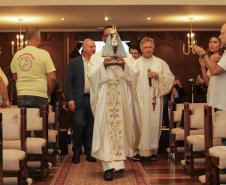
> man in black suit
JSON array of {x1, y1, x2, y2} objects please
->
[{"x1": 65, "y1": 38, "x2": 96, "y2": 163}]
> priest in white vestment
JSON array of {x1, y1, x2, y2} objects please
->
[
  {"x1": 135, "y1": 37, "x2": 174, "y2": 161},
  {"x1": 87, "y1": 26, "x2": 140, "y2": 181}
]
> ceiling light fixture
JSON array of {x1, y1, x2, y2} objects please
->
[
  {"x1": 11, "y1": 18, "x2": 27, "y2": 55},
  {"x1": 147, "y1": 17, "x2": 151, "y2": 20},
  {"x1": 104, "y1": 16, "x2": 109, "y2": 21},
  {"x1": 61, "y1": 17, "x2": 65, "y2": 21},
  {"x1": 183, "y1": 17, "x2": 196, "y2": 55}
]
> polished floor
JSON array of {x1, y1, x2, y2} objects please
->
[
  {"x1": 142, "y1": 155, "x2": 201, "y2": 185},
  {"x1": 33, "y1": 154, "x2": 201, "y2": 185}
]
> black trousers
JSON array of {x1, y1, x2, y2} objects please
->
[{"x1": 72, "y1": 94, "x2": 94, "y2": 156}]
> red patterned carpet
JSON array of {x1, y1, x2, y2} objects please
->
[{"x1": 50, "y1": 155, "x2": 151, "y2": 185}]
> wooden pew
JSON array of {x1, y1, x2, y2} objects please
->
[{"x1": 203, "y1": 106, "x2": 226, "y2": 185}]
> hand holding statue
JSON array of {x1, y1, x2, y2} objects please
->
[
  {"x1": 103, "y1": 58, "x2": 125, "y2": 70},
  {"x1": 116, "y1": 58, "x2": 125, "y2": 70},
  {"x1": 103, "y1": 58, "x2": 114, "y2": 68},
  {"x1": 148, "y1": 70, "x2": 159, "y2": 79}
]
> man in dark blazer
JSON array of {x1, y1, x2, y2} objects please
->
[{"x1": 65, "y1": 38, "x2": 96, "y2": 163}]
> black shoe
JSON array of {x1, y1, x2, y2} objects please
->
[
  {"x1": 150, "y1": 154, "x2": 157, "y2": 161},
  {"x1": 140, "y1": 155, "x2": 157, "y2": 162},
  {"x1": 72, "y1": 155, "x2": 80, "y2": 163},
  {"x1": 131, "y1": 154, "x2": 141, "y2": 161},
  {"x1": 140, "y1": 156, "x2": 150, "y2": 163},
  {"x1": 103, "y1": 169, "x2": 114, "y2": 181},
  {"x1": 86, "y1": 155, "x2": 96, "y2": 162}
]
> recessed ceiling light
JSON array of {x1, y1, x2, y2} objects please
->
[
  {"x1": 61, "y1": 17, "x2": 65, "y2": 21},
  {"x1": 17, "y1": 18, "x2": 24, "y2": 22},
  {"x1": 168, "y1": 15, "x2": 206, "y2": 22},
  {"x1": 104, "y1": 16, "x2": 109, "y2": 21},
  {"x1": 147, "y1": 17, "x2": 151, "y2": 20},
  {"x1": 0, "y1": 16, "x2": 46, "y2": 24}
]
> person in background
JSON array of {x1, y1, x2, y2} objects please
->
[
  {"x1": 194, "y1": 75, "x2": 208, "y2": 103},
  {"x1": 194, "y1": 23, "x2": 226, "y2": 146},
  {"x1": 169, "y1": 76, "x2": 186, "y2": 103},
  {"x1": 10, "y1": 28, "x2": 56, "y2": 108},
  {"x1": 134, "y1": 37, "x2": 174, "y2": 162},
  {"x1": 129, "y1": 44, "x2": 141, "y2": 59},
  {"x1": 65, "y1": 38, "x2": 97, "y2": 164},
  {"x1": 162, "y1": 76, "x2": 186, "y2": 127},
  {"x1": 194, "y1": 23, "x2": 226, "y2": 111},
  {"x1": 70, "y1": 42, "x2": 82, "y2": 59},
  {"x1": 196, "y1": 36, "x2": 223, "y2": 104}
]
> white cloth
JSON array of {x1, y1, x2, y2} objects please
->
[
  {"x1": 135, "y1": 56, "x2": 174, "y2": 156},
  {"x1": 209, "y1": 50, "x2": 226, "y2": 110},
  {"x1": 87, "y1": 52, "x2": 140, "y2": 170},
  {"x1": 206, "y1": 70, "x2": 213, "y2": 104},
  {"x1": 102, "y1": 161, "x2": 125, "y2": 172}
]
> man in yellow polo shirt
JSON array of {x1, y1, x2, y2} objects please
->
[{"x1": 10, "y1": 28, "x2": 56, "y2": 108}]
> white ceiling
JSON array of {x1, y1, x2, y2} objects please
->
[
  {"x1": 1, "y1": 0, "x2": 226, "y2": 6},
  {"x1": 0, "y1": 1, "x2": 226, "y2": 32}
]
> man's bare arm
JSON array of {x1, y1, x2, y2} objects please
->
[
  {"x1": 203, "y1": 55, "x2": 224, "y2": 76},
  {"x1": 47, "y1": 71, "x2": 56, "y2": 96},
  {"x1": 193, "y1": 45, "x2": 225, "y2": 76}
]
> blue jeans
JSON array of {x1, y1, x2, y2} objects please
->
[{"x1": 17, "y1": 95, "x2": 48, "y2": 108}]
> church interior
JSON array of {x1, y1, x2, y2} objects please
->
[{"x1": 0, "y1": 1, "x2": 226, "y2": 185}]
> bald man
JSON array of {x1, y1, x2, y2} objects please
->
[
  {"x1": 194, "y1": 23, "x2": 226, "y2": 111},
  {"x1": 65, "y1": 38, "x2": 97, "y2": 163}
]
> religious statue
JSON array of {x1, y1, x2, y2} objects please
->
[{"x1": 102, "y1": 25, "x2": 127, "y2": 69}]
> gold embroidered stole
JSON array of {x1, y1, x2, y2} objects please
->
[{"x1": 105, "y1": 67, "x2": 124, "y2": 160}]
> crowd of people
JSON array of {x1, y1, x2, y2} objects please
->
[
  {"x1": 64, "y1": 26, "x2": 174, "y2": 181},
  {"x1": 0, "y1": 23, "x2": 226, "y2": 181}
]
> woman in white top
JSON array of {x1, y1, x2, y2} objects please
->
[{"x1": 197, "y1": 36, "x2": 223, "y2": 103}]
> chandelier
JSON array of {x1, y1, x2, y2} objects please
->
[
  {"x1": 11, "y1": 19, "x2": 27, "y2": 55},
  {"x1": 183, "y1": 18, "x2": 196, "y2": 55}
]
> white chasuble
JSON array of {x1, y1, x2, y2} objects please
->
[
  {"x1": 136, "y1": 56, "x2": 174, "y2": 156},
  {"x1": 87, "y1": 52, "x2": 140, "y2": 162}
]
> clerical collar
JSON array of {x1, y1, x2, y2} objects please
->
[{"x1": 142, "y1": 56, "x2": 154, "y2": 61}]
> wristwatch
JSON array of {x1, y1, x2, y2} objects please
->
[{"x1": 200, "y1": 53, "x2": 207, "y2": 59}]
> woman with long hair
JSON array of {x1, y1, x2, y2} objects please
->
[{"x1": 197, "y1": 36, "x2": 223, "y2": 103}]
